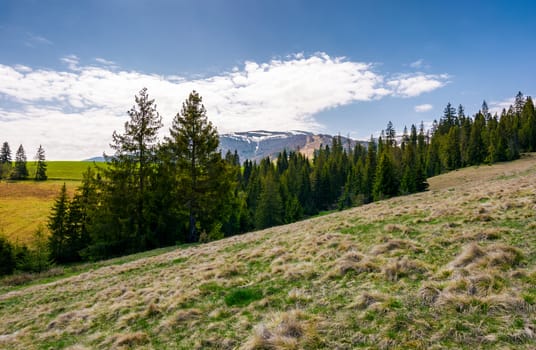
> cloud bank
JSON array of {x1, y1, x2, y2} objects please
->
[{"x1": 0, "y1": 53, "x2": 449, "y2": 159}]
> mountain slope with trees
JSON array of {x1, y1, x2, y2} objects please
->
[
  {"x1": 40, "y1": 90, "x2": 536, "y2": 264},
  {"x1": 1, "y1": 154, "x2": 535, "y2": 349}
]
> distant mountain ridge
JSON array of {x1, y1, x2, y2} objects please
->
[
  {"x1": 85, "y1": 131, "x2": 364, "y2": 163},
  {"x1": 219, "y1": 130, "x2": 365, "y2": 162}
]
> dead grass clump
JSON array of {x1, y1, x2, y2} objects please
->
[
  {"x1": 111, "y1": 332, "x2": 149, "y2": 349},
  {"x1": 325, "y1": 252, "x2": 380, "y2": 278},
  {"x1": 460, "y1": 228, "x2": 503, "y2": 241},
  {"x1": 449, "y1": 243, "x2": 524, "y2": 272},
  {"x1": 469, "y1": 213, "x2": 494, "y2": 222},
  {"x1": 382, "y1": 257, "x2": 428, "y2": 281},
  {"x1": 159, "y1": 308, "x2": 203, "y2": 331},
  {"x1": 241, "y1": 310, "x2": 319, "y2": 350},
  {"x1": 371, "y1": 238, "x2": 417, "y2": 255},
  {"x1": 484, "y1": 244, "x2": 524, "y2": 268},
  {"x1": 449, "y1": 243, "x2": 485, "y2": 268},
  {"x1": 485, "y1": 294, "x2": 534, "y2": 313},
  {"x1": 216, "y1": 263, "x2": 245, "y2": 278},
  {"x1": 383, "y1": 224, "x2": 412, "y2": 235},
  {"x1": 526, "y1": 221, "x2": 536, "y2": 230},
  {"x1": 287, "y1": 288, "x2": 312, "y2": 303},
  {"x1": 434, "y1": 291, "x2": 474, "y2": 313},
  {"x1": 144, "y1": 302, "x2": 161, "y2": 317},
  {"x1": 418, "y1": 283, "x2": 443, "y2": 305},
  {"x1": 347, "y1": 292, "x2": 387, "y2": 310},
  {"x1": 282, "y1": 262, "x2": 317, "y2": 281},
  {"x1": 503, "y1": 326, "x2": 536, "y2": 344}
]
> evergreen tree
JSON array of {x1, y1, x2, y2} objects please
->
[
  {"x1": 105, "y1": 88, "x2": 163, "y2": 251},
  {"x1": 362, "y1": 136, "x2": 377, "y2": 203},
  {"x1": 32, "y1": 225, "x2": 51, "y2": 273},
  {"x1": 0, "y1": 142, "x2": 12, "y2": 179},
  {"x1": 11, "y1": 144, "x2": 28, "y2": 180},
  {"x1": 34, "y1": 145, "x2": 47, "y2": 181},
  {"x1": 0, "y1": 235, "x2": 15, "y2": 276},
  {"x1": 166, "y1": 91, "x2": 233, "y2": 243},
  {"x1": 373, "y1": 151, "x2": 399, "y2": 200},
  {"x1": 48, "y1": 183, "x2": 70, "y2": 263},
  {"x1": 255, "y1": 170, "x2": 283, "y2": 229},
  {"x1": 0, "y1": 142, "x2": 11, "y2": 163}
]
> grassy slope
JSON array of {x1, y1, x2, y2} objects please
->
[
  {"x1": 1, "y1": 156, "x2": 536, "y2": 349},
  {"x1": 0, "y1": 161, "x2": 92, "y2": 245}
]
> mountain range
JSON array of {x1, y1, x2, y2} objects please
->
[
  {"x1": 219, "y1": 130, "x2": 364, "y2": 162},
  {"x1": 86, "y1": 131, "x2": 365, "y2": 163}
]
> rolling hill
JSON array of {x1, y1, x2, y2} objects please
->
[{"x1": 1, "y1": 156, "x2": 535, "y2": 349}]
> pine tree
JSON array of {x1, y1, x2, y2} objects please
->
[
  {"x1": 34, "y1": 145, "x2": 47, "y2": 181},
  {"x1": 362, "y1": 136, "x2": 377, "y2": 203},
  {"x1": 0, "y1": 142, "x2": 11, "y2": 164},
  {"x1": 48, "y1": 183, "x2": 70, "y2": 263},
  {"x1": 166, "y1": 91, "x2": 233, "y2": 243},
  {"x1": 11, "y1": 144, "x2": 28, "y2": 180},
  {"x1": 255, "y1": 170, "x2": 283, "y2": 229},
  {"x1": 0, "y1": 235, "x2": 15, "y2": 276},
  {"x1": 373, "y1": 151, "x2": 399, "y2": 200},
  {"x1": 0, "y1": 142, "x2": 12, "y2": 179},
  {"x1": 101, "y1": 87, "x2": 163, "y2": 252}
]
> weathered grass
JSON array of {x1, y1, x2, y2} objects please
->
[{"x1": 1, "y1": 155, "x2": 536, "y2": 348}]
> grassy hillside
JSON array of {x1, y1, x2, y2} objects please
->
[
  {"x1": 26, "y1": 161, "x2": 98, "y2": 181},
  {"x1": 1, "y1": 156, "x2": 536, "y2": 349},
  {"x1": 0, "y1": 161, "x2": 94, "y2": 245}
]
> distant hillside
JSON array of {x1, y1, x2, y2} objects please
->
[
  {"x1": 219, "y1": 130, "x2": 365, "y2": 162},
  {"x1": 1, "y1": 155, "x2": 535, "y2": 349}
]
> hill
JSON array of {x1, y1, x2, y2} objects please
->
[
  {"x1": 1, "y1": 156, "x2": 536, "y2": 349},
  {"x1": 219, "y1": 130, "x2": 364, "y2": 162}
]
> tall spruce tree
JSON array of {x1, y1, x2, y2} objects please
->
[
  {"x1": 255, "y1": 170, "x2": 283, "y2": 229},
  {"x1": 48, "y1": 183, "x2": 70, "y2": 263},
  {"x1": 0, "y1": 142, "x2": 12, "y2": 179},
  {"x1": 11, "y1": 144, "x2": 28, "y2": 180},
  {"x1": 166, "y1": 91, "x2": 233, "y2": 243},
  {"x1": 34, "y1": 145, "x2": 47, "y2": 181},
  {"x1": 97, "y1": 88, "x2": 163, "y2": 255},
  {"x1": 0, "y1": 142, "x2": 11, "y2": 164}
]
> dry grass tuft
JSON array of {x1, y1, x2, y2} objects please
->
[
  {"x1": 383, "y1": 223, "x2": 412, "y2": 235},
  {"x1": 371, "y1": 238, "x2": 418, "y2": 255},
  {"x1": 347, "y1": 292, "x2": 387, "y2": 310},
  {"x1": 241, "y1": 310, "x2": 319, "y2": 350},
  {"x1": 418, "y1": 283, "x2": 443, "y2": 305},
  {"x1": 110, "y1": 332, "x2": 149, "y2": 349},
  {"x1": 449, "y1": 243, "x2": 485, "y2": 268},
  {"x1": 325, "y1": 252, "x2": 380, "y2": 279},
  {"x1": 382, "y1": 256, "x2": 428, "y2": 281}
]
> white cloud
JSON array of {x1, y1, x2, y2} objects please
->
[
  {"x1": 414, "y1": 104, "x2": 433, "y2": 112},
  {"x1": 0, "y1": 53, "x2": 449, "y2": 160},
  {"x1": 489, "y1": 98, "x2": 513, "y2": 116},
  {"x1": 24, "y1": 33, "x2": 53, "y2": 47},
  {"x1": 410, "y1": 59, "x2": 424, "y2": 69},
  {"x1": 387, "y1": 73, "x2": 449, "y2": 97},
  {"x1": 61, "y1": 55, "x2": 80, "y2": 70}
]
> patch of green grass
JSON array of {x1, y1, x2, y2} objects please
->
[
  {"x1": 224, "y1": 287, "x2": 263, "y2": 307},
  {"x1": 27, "y1": 161, "x2": 100, "y2": 181}
]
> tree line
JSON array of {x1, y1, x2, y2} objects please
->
[
  {"x1": 1, "y1": 89, "x2": 534, "y2": 275},
  {"x1": 0, "y1": 142, "x2": 47, "y2": 180}
]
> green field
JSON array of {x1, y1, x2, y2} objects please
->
[
  {"x1": 0, "y1": 156, "x2": 535, "y2": 349},
  {"x1": 26, "y1": 161, "x2": 101, "y2": 181},
  {"x1": 0, "y1": 161, "x2": 102, "y2": 245}
]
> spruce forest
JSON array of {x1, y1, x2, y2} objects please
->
[{"x1": 17, "y1": 89, "x2": 529, "y2": 266}]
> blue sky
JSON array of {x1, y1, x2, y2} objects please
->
[{"x1": 1, "y1": 0, "x2": 535, "y2": 159}]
